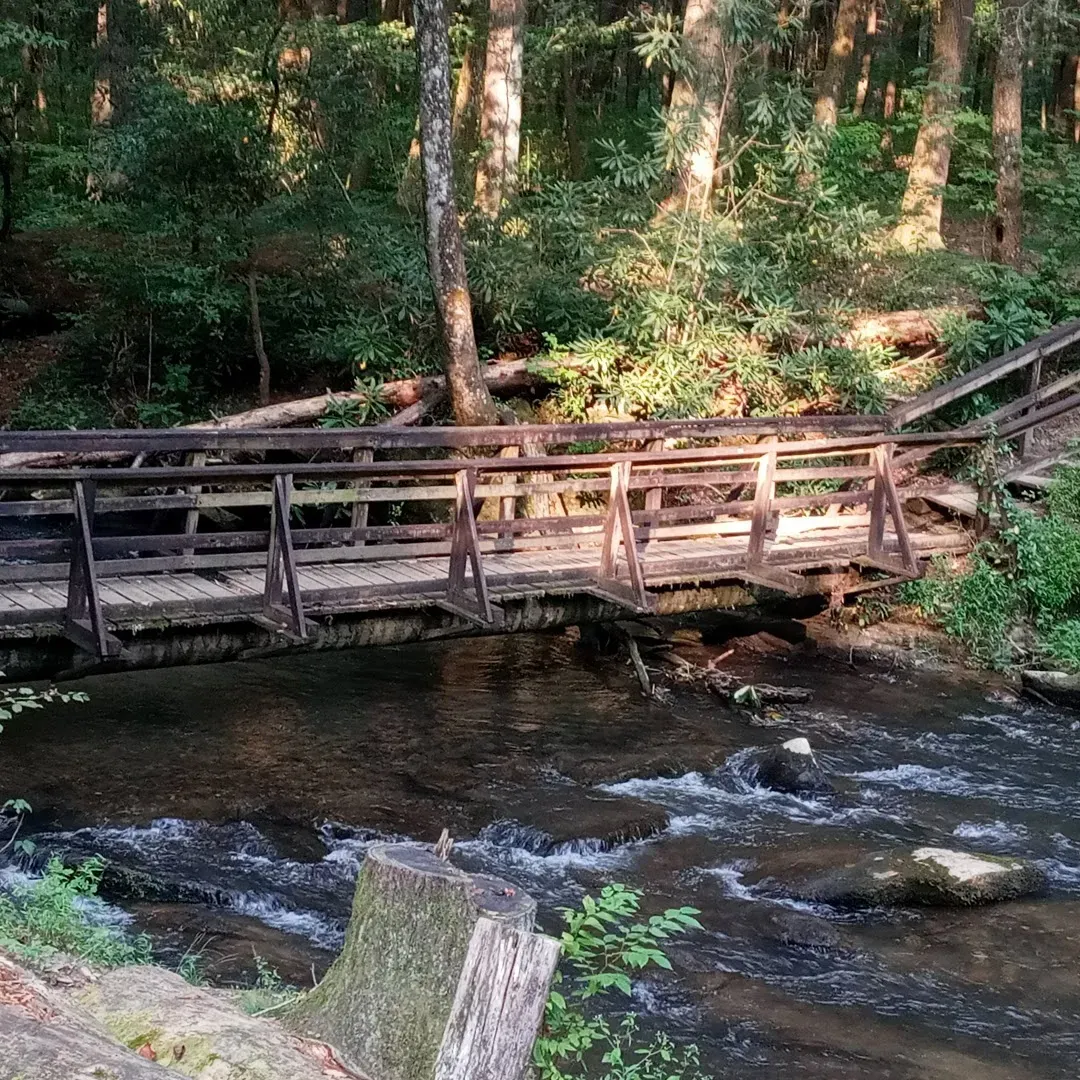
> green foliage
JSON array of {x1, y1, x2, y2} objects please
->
[
  {"x1": 534, "y1": 884, "x2": 707, "y2": 1080},
  {"x1": 1, "y1": 677, "x2": 88, "y2": 855},
  {"x1": 900, "y1": 467, "x2": 1080, "y2": 669},
  {"x1": 237, "y1": 954, "x2": 297, "y2": 1015},
  {"x1": 0, "y1": 858, "x2": 152, "y2": 967}
]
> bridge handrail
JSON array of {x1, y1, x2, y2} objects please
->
[
  {"x1": 0, "y1": 431, "x2": 973, "y2": 486},
  {"x1": 0, "y1": 414, "x2": 889, "y2": 458},
  {"x1": 888, "y1": 317, "x2": 1080, "y2": 428}
]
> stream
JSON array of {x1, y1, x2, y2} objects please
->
[{"x1": 2, "y1": 625, "x2": 1080, "y2": 1079}]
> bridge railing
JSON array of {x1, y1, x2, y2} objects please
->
[{"x1": 0, "y1": 428, "x2": 966, "y2": 659}]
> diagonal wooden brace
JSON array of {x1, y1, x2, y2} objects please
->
[
  {"x1": 596, "y1": 461, "x2": 653, "y2": 612},
  {"x1": 866, "y1": 444, "x2": 919, "y2": 577},
  {"x1": 262, "y1": 473, "x2": 308, "y2": 639},
  {"x1": 65, "y1": 480, "x2": 121, "y2": 659},
  {"x1": 441, "y1": 468, "x2": 501, "y2": 627}
]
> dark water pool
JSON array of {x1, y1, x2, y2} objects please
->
[{"x1": 2, "y1": 630, "x2": 1079, "y2": 1079}]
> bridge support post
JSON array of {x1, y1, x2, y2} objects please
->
[
  {"x1": 440, "y1": 468, "x2": 501, "y2": 627},
  {"x1": 591, "y1": 461, "x2": 653, "y2": 612},
  {"x1": 64, "y1": 480, "x2": 121, "y2": 659},
  {"x1": 742, "y1": 440, "x2": 805, "y2": 595},
  {"x1": 1017, "y1": 353, "x2": 1043, "y2": 461},
  {"x1": 866, "y1": 444, "x2": 918, "y2": 577},
  {"x1": 262, "y1": 473, "x2": 308, "y2": 640}
]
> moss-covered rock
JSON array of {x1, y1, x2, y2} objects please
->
[{"x1": 796, "y1": 847, "x2": 1047, "y2": 908}]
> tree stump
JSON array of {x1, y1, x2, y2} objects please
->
[{"x1": 284, "y1": 842, "x2": 543, "y2": 1080}]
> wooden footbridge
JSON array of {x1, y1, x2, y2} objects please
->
[{"x1": 0, "y1": 317, "x2": 1077, "y2": 673}]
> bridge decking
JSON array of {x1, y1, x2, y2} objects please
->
[{"x1": 0, "y1": 526, "x2": 966, "y2": 633}]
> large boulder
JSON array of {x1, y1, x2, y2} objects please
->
[
  {"x1": 0, "y1": 952, "x2": 336, "y2": 1080},
  {"x1": 797, "y1": 847, "x2": 1047, "y2": 908},
  {"x1": 748, "y1": 738, "x2": 834, "y2": 796},
  {"x1": 1022, "y1": 670, "x2": 1080, "y2": 709}
]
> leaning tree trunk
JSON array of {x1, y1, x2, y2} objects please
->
[
  {"x1": 893, "y1": 0, "x2": 974, "y2": 250},
  {"x1": 991, "y1": 0, "x2": 1024, "y2": 268},
  {"x1": 283, "y1": 843, "x2": 548, "y2": 1080},
  {"x1": 852, "y1": 0, "x2": 878, "y2": 116},
  {"x1": 814, "y1": 0, "x2": 868, "y2": 126},
  {"x1": 414, "y1": 0, "x2": 501, "y2": 425},
  {"x1": 474, "y1": 0, "x2": 525, "y2": 216},
  {"x1": 664, "y1": 0, "x2": 730, "y2": 213}
]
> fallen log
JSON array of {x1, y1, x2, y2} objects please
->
[
  {"x1": 840, "y1": 306, "x2": 982, "y2": 349},
  {"x1": 283, "y1": 841, "x2": 558, "y2": 1080}
]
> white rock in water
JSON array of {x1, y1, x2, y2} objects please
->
[
  {"x1": 782, "y1": 737, "x2": 813, "y2": 756},
  {"x1": 911, "y1": 847, "x2": 1020, "y2": 882}
]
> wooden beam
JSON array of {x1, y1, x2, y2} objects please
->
[
  {"x1": 445, "y1": 469, "x2": 499, "y2": 626},
  {"x1": 64, "y1": 481, "x2": 121, "y2": 658},
  {"x1": 888, "y1": 318, "x2": 1080, "y2": 426},
  {"x1": 263, "y1": 473, "x2": 308, "y2": 638},
  {"x1": 597, "y1": 461, "x2": 651, "y2": 611},
  {"x1": 747, "y1": 439, "x2": 777, "y2": 565}
]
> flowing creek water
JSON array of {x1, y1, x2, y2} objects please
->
[{"x1": 3, "y1": 627, "x2": 1080, "y2": 1078}]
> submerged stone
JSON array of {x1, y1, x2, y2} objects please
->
[
  {"x1": 797, "y1": 847, "x2": 1047, "y2": 908},
  {"x1": 749, "y1": 737, "x2": 835, "y2": 796}
]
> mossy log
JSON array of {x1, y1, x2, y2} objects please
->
[{"x1": 284, "y1": 842, "x2": 541, "y2": 1080}]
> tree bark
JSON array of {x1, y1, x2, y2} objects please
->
[
  {"x1": 563, "y1": 51, "x2": 584, "y2": 180},
  {"x1": 991, "y1": 0, "x2": 1024, "y2": 268},
  {"x1": 0, "y1": 132, "x2": 13, "y2": 243},
  {"x1": 665, "y1": 0, "x2": 730, "y2": 213},
  {"x1": 1074, "y1": 52, "x2": 1080, "y2": 143},
  {"x1": 893, "y1": 0, "x2": 975, "y2": 250},
  {"x1": 451, "y1": 38, "x2": 482, "y2": 156},
  {"x1": 283, "y1": 843, "x2": 539, "y2": 1080},
  {"x1": 247, "y1": 271, "x2": 272, "y2": 406},
  {"x1": 814, "y1": 0, "x2": 868, "y2": 126},
  {"x1": 414, "y1": 0, "x2": 501, "y2": 425},
  {"x1": 473, "y1": 0, "x2": 526, "y2": 216},
  {"x1": 852, "y1": 0, "x2": 878, "y2": 116},
  {"x1": 90, "y1": 0, "x2": 113, "y2": 128}
]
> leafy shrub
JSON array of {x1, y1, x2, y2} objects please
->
[
  {"x1": 534, "y1": 883, "x2": 707, "y2": 1080},
  {"x1": 0, "y1": 857, "x2": 152, "y2": 966}
]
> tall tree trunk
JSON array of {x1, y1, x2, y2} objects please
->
[
  {"x1": 991, "y1": 0, "x2": 1023, "y2": 268},
  {"x1": 563, "y1": 51, "x2": 584, "y2": 180},
  {"x1": 852, "y1": 0, "x2": 877, "y2": 116},
  {"x1": 247, "y1": 271, "x2": 272, "y2": 406},
  {"x1": 814, "y1": 0, "x2": 867, "y2": 126},
  {"x1": 893, "y1": 0, "x2": 974, "y2": 250},
  {"x1": 473, "y1": 0, "x2": 525, "y2": 216},
  {"x1": 665, "y1": 0, "x2": 730, "y2": 213},
  {"x1": 451, "y1": 38, "x2": 482, "y2": 156},
  {"x1": 90, "y1": 0, "x2": 113, "y2": 128},
  {"x1": 1074, "y1": 54, "x2": 1080, "y2": 143},
  {"x1": 414, "y1": 0, "x2": 500, "y2": 425}
]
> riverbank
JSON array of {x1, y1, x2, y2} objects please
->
[{"x1": 3, "y1": 621, "x2": 1079, "y2": 1077}]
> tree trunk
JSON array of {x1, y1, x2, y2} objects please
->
[
  {"x1": 283, "y1": 843, "x2": 541, "y2": 1080},
  {"x1": 893, "y1": 0, "x2": 974, "y2": 250},
  {"x1": 451, "y1": 38, "x2": 482, "y2": 156},
  {"x1": 991, "y1": 0, "x2": 1023, "y2": 268},
  {"x1": 247, "y1": 271, "x2": 272, "y2": 406},
  {"x1": 414, "y1": 0, "x2": 501, "y2": 425},
  {"x1": 0, "y1": 132, "x2": 13, "y2": 243},
  {"x1": 852, "y1": 0, "x2": 877, "y2": 116},
  {"x1": 473, "y1": 0, "x2": 525, "y2": 216},
  {"x1": 1074, "y1": 53, "x2": 1080, "y2": 143},
  {"x1": 563, "y1": 51, "x2": 584, "y2": 180},
  {"x1": 814, "y1": 0, "x2": 867, "y2": 126},
  {"x1": 90, "y1": 0, "x2": 113, "y2": 128},
  {"x1": 665, "y1": 0, "x2": 730, "y2": 213}
]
